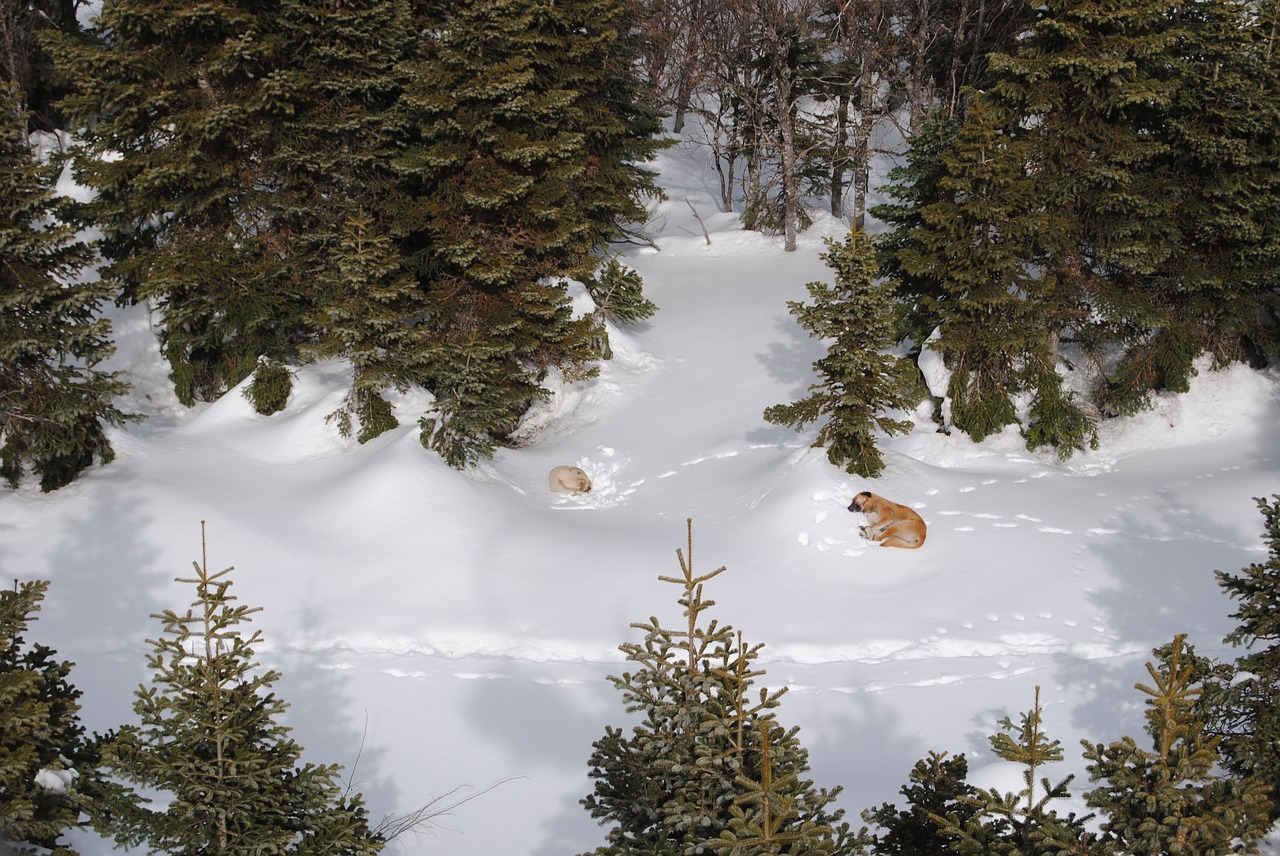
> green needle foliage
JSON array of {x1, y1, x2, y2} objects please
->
[
  {"x1": 934, "y1": 687, "x2": 1096, "y2": 856},
  {"x1": 1210, "y1": 495, "x2": 1280, "y2": 818},
  {"x1": 584, "y1": 258, "x2": 658, "y2": 360},
  {"x1": 0, "y1": 83, "x2": 128, "y2": 491},
  {"x1": 859, "y1": 752, "x2": 978, "y2": 856},
  {"x1": 1082, "y1": 636, "x2": 1271, "y2": 855},
  {"x1": 0, "y1": 579, "x2": 95, "y2": 854},
  {"x1": 765, "y1": 229, "x2": 920, "y2": 478},
  {"x1": 581, "y1": 519, "x2": 850, "y2": 855},
  {"x1": 92, "y1": 524, "x2": 383, "y2": 856}
]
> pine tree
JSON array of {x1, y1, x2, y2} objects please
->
[
  {"x1": 393, "y1": 0, "x2": 660, "y2": 467},
  {"x1": 267, "y1": 0, "x2": 417, "y2": 422},
  {"x1": 1081, "y1": 636, "x2": 1271, "y2": 855},
  {"x1": 982, "y1": 0, "x2": 1187, "y2": 416},
  {"x1": 0, "y1": 579, "x2": 95, "y2": 853},
  {"x1": 1210, "y1": 495, "x2": 1280, "y2": 817},
  {"x1": 51, "y1": 1, "x2": 299, "y2": 406},
  {"x1": 860, "y1": 751, "x2": 979, "y2": 855},
  {"x1": 936, "y1": 687, "x2": 1099, "y2": 855},
  {"x1": 1145, "y1": 0, "x2": 1280, "y2": 375},
  {"x1": 92, "y1": 524, "x2": 384, "y2": 856},
  {"x1": 764, "y1": 229, "x2": 920, "y2": 478},
  {"x1": 580, "y1": 520, "x2": 850, "y2": 855},
  {"x1": 0, "y1": 82, "x2": 128, "y2": 491}
]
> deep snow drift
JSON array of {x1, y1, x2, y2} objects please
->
[{"x1": 4, "y1": 133, "x2": 1280, "y2": 855}]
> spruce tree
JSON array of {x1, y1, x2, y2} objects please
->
[
  {"x1": 51, "y1": 1, "x2": 298, "y2": 406},
  {"x1": 393, "y1": 0, "x2": 660, "y2": 467},
  {"x1": 0, "y1": 82, "x2": 128, "y2": 491},
  {"x1": 1146, "y1": 0, "x2": 1280, "y2": 375},
  {"x1": 764, "y1": 229, "x2": 919, "y2": 478},
  {"x1": 580, "y1": 520, "x2": 850, "y2": 855},
  {"x1": 885, "y1": 93, "x2": 1095, "y2": 458},
  {"x1": 982, "y1": 0, "x2": 1187, "y2": 416},
  {"x1": 1081, "y1": 636, "x2": 1271, "y2": 855},
  {"x1": 936, "y1": 687, "x2": 1098, "y2": 855},
  {"x1": 1210, "y1": 495, "x2": 1280, "y2": 817},
  {"x1": 301, "y1": 208, "x2": 425, "y2": 443},
  {"x1": 268, "y1": 0, "x2": 417, "y2": 423},
  {"x1": 92, "y1": 524, "x2": 384, "y2": 856},
  {"x1": 0, "y1": 579, "x2": 95, "y2": 854},
  {"x1": 860, "y1": 752, "x2": 979, "y2": 855}
]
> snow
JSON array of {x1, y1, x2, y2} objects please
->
[{"x1": 5, "y1": 132, "x2": 1280, "y2": 855}]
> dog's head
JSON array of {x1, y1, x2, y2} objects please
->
[{"x1": 848, "y1": 491, "x2": 873, "y2": 513}]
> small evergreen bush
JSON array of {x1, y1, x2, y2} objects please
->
[{"x1": 242, "y1": 357, "x2": 294, "y2": 416}]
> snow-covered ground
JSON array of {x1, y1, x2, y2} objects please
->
[{"x1": 6, "y1": 134, "x2": 1280, "y2": 854}]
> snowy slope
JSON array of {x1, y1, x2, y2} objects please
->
[{"x1": 4, "y1": 133, "x2": 1280, "y2": 854}]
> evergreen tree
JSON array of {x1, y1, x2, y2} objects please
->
[
  {"x1": 1145, "y1": 0, "x2": 1280, "y2": 376},
  {"x1": 885, "y1": 92, "x2": 1095, "y2": 452},
  {"x1": 92, "y1": 524, "x2": 384, "y2": 856},
  {"x1": 1081, "y1": 636, "x2": 1271, "y2": 855},
  {"x1": 393, "y1": 0, "x2": 661, "y2": 468},
  {"x1": 871, "y1": 111, "x2": 959, "y2": 350},
  {"x1": 51, "y1": 1, "x2": 298, "y2": 406},
  {"x1": 1210, "y1": 495, "x2": 1280, "y2": 817},
  {"x1": 764, "y1": 229, "x2": 919, "y2": 478},
  {"x1": 0, "y1": 82, "x2": 128, "y2": 491},
  {"x1": 936, "y1": 687, "x2": 1099, "y2": 855},
  {"x1": 860, "y1": 751, "x2": 979, "y2": 855},
  {"x1": 580, "y1": 520, "x2": 850, "y2": 855},
  {"x1": 982, "y1": 0, "x2": 1186, "y2": 416},
  {"x1": 0, "y1": 579, "x2": 95, "y2": 854},
  {"x1": 267, "y1": 0, "x2": 417, "y2": 422}
]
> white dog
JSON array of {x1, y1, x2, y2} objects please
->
[{"x1": 549, "y1": 465, "x2": 592, "y2": 494}]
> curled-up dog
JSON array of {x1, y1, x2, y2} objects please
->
[
  {"x1": 549, "y1": 465, "x2": 592, "y2": 494},
  {"x1": 848, "y1": 491, "x2": 926, "y2": 549}
]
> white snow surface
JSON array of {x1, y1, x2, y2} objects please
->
[{"x1": 5, "y1": 133, "x2": 1280, "y2": 854}]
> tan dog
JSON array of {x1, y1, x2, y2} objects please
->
[
  {"x1": 848, "y1": 491, "x2": 926, "y2": 549},
  {"x1": 549, "y1": 465, "x2": 592, "y2": 494}
]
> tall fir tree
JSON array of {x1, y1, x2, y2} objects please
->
[
  {"x1": 1081, "y1": 636, "x2": 1271, "y2": 855},
  {"x1": 92, "y1": 524, "x2": 384, "y2": 856},
  {"x1": 302, "y1": 208, "x2": 426, "y2": 443},
  {"x1": 887, "y1": 94, "x2": 1092, "y2": 452},
  {"x1": 0, "y1": 82, "x2": 128, "y2": 491},
  {"x1": 580, "y1": 520, "x2": 850, "y2": 855},
  {"x1": 982, "y1": 0, "x2": 1187, "y2": 416},
  {"x1": 393, "y1": 0, "x2": 661, "y2": 468},
  {"x1": 764, "y1": 228, "x2": 919, "y2": 478},
  {"x1": 0, "y1": 579, "x2": 96, "y2": 853},
  {"x1": 266, "y1": 0, "x2": 418, "y2": 425},
  {"x1": 1143, "y1": 0, "x2": 1280, "y2": 378},
  {"x1": 1209, "y1": 495, "x2": 1280, "y2": 818},
  {"x1": 51, "y1": 0, "x2": 299, "y2": 406}
]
